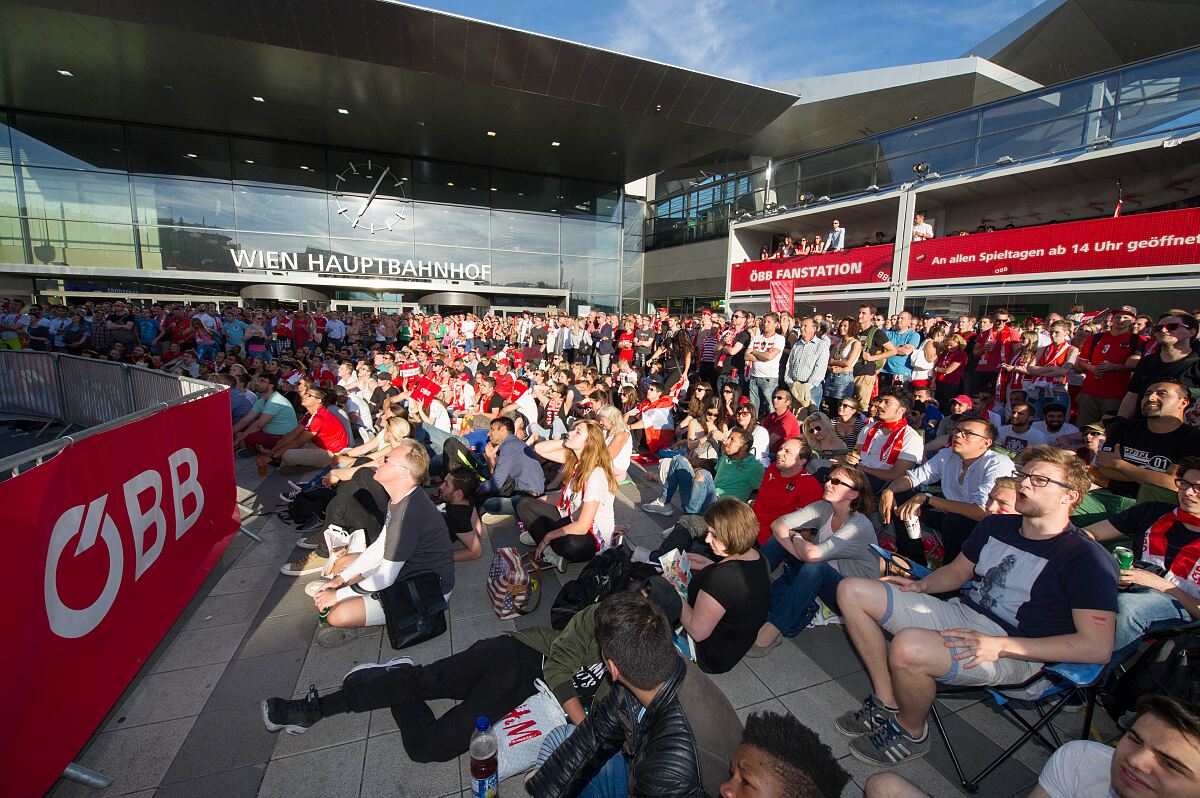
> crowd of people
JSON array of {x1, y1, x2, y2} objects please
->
[{"x1": 7, "y1": 293, "x2": 1200, "y2": 796}]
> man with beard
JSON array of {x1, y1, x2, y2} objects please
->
[
  {"x1": 1031, "y1": 403, "x2": 1081, "y2": 449},
  {"x1": 1096, "y1": 380, "x2": 1200, "y2": 505}
]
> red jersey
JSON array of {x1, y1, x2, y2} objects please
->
[
  {"x1": 762, "y1": 410, "x2": 802, "y2": 452},
  {"x1": 494, "y1": 371, "x2": 515, "y2": 399},
  {"x1": 975, "y1": 325, "x2": 1019, "y2": 371},
  {"x1": 1079, "y1": 331, "x2": 1145, "y2": 399},
  {"x1": 752, "y1": 466, "x2": 822, "y2": 545},
  {"x1": 304, "y1": 407, "x2": 348, "y2": 453}
]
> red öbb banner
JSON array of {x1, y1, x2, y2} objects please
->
[
  {"x1": 908, "y1": 207, "x2": 1200, "y2": 281},
  {"x1": 729, "y1": 245, "x2": 894, "y2": 292},
  {"x1": 0, "y1": 391, "x2": 239, "y2": 797}
]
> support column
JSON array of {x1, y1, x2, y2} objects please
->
[{"x1": 888, "y1": 186, "x2": 918, "y2": 316}]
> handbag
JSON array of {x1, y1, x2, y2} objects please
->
[
  {"x1": 372, "y1": 571, "x2": 448, "y2": 650},
  {"x1": 487, "y1": 547, "x2": 544, "y2": 620},
  {"x1": 496, "y1": 679, "x2": 568, "y2": 779}
]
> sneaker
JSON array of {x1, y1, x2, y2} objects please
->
[
  {"x1": 261, "y1": 684, "x2": 322, "y2": 734},
  {"x1": 296, "y1": 532, "x2": 323, "y2": 551},
  {"x1": 541, "y1": 548, "x2": 566, "y2": 573},
  {"x1": 279, "y1": 489, "x2": 300, "y2": 504},
  {"x1": 343, "y1": 656, "x2": 413, "y2": 685},
  {"x1": 848, "y1": 720, "x2": 929, "y2": 767},
  {"x1": 236, "y1": 447, "x2": 259, "y2": 459},
  {"x1": 481, "y1": 512, "x2": 513, "y2": 524},
  {"x1": 304, "y1": 578, "x2": 331, "y2": 597},
  {"x1": 835, "y1": 694, "x2": 899, "y2": 737},
  {"x1": 519, "y1": 530, "x2": 536, "y2": 546},
  {"x1": 297, "y1": 516, "x2": 326, "y2": 534},
  {"x1": 287, "y1": 480, "x2": 305, "y2": 493},
  {"x1": 281, "y1": 551, "x2": 328, "y2": 576},
  {"x1": 316, "y1": 624, "x2": 360, "y2": 648},
  {"x1": 641, "y1": 498, "x2": 675, "y2": 517}
]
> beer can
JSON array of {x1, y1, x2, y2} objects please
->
[
  {"x1": 318, "y1": 607, "x2": 332, "y2": 621},
  {"x1": 1113, "y1": 546, "x2": 1134, "y2": 570},
  {"x1": 904, "y1": 516, "x2": 922, "y2": 540}
]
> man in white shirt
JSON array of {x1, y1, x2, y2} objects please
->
[
  {"x1": 911, "y1": 211, "x2": 934, "y2": 241},
  {"x1": 826, "y1": 219, "x2": 846, "y2": 252},
  {"x1": 997, "y1": 402, "x2": 1049, "y2": 453},
  {"x1": 745, "y1": 312, "x2": 786, "y2": 416},
  {"x1": 844, "y1": 389, "x2": 924, "y2": 494},
  {"x1": 1031, "y1": 403, "x2": 1081, "y2": 449}
]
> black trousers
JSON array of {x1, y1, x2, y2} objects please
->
[
  {"x1": 516, "y1": 499, "x2": 598, "y2": 562},
  {"x1": 339, "y1": 635, "x2": 544, "y2": 762},
  {"x1": 316, "y1": 469, "x2": 390, "y2": 557}
]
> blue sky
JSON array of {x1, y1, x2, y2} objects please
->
[{"x1": 408, "y1": 0, "x2": 1044, "y2": 85}]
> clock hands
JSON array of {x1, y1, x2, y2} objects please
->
[{"x1": 355, "y1": 166, "x2": 392, "y2": 224}]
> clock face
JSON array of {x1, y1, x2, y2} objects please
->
[{"x1": 332, "y1": 160, "x2": 409, "y2": 234}]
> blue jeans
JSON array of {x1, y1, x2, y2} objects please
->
[
  {"x1": 418, "y1": 422, "x2": 456, "y2": 473},
  {"x1": 1032, "y1": 390, "x2": 1070, "y2": 419},
  {"x1": 824, "y1": 371, "x2": 853, "y2": 401},
  {"x1": 1107, "y1": 588, "x2": 1194, "y2": 676},
  {"x1": 535, "y1": 725, "x2": 628, "y2": 798},
  {"x1": 749, "y1": 377, "x2": 776, "y2": 417},
  {"x1": 480, "y1": 495, "x2": 519, "y2": 516},
  {"x1": 660, "y1": 456, "x2": 716, "y2": 515},
  {"x1": 764, "y1": 544, "x2": 845, "y2": 636}
]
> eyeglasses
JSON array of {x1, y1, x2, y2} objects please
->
[
  {"x1": 736, "y1": 409, "x2": 753, "y2": 416},
  {"x1": 826, "y1": 476, "x2": 854, "y2": 489},
  {"x1": 1157, "y1": 323, "x2": 1184, "y2": 333},
  {"x1": 1177, "y1": 477, "x2": 1200, "y2": 495},
  {"x1": 1013, "y1": 470, "x2": 1072, "y2": 490},
  {"x1": 839, "y1": 403, "x2": 857, "y2": 411},
  {"x1": 773, "y1": 395, "x2": 790, "y2": 402},
  {"x1": 723, "y1": 388, "x2": 734, "y2": 394},
  {"x1": 952, "y1": 428, "x2": 991, "y2": 442},
  {"x1": 705, "y1": 411, "x2": 719, "y2": 417},
  {"x1": 304, "y1": 391, "x2": 322, "y2": 398}
]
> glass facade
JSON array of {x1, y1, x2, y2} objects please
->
[
  {"x1": 647, "y1": 46, "x2": 1200, "y2": 250},
  {"x1": 0, "y1": 110, "x2": 625, "y2": 311}
]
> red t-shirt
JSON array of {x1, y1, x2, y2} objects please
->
[
  {"x1": 618, "y1": 331, "x2": 636, "y2": 362},
  {"x1": 762, "y1": 411, "x2": 802, "y2": 452},
  {"x1": 975, "y1": 326, "x2": 1019, "y2": 371},
  {"x1": 304, "y1": 407, "x2": 348, "y2": 453},
  {"x1": 752, "y1": 466, "x2": 822, "y2": 545},
  {"x1": 494, "y1": 371, "x2": 515, "y2": 399},
  {"x1": 1079, "y1": 331, "x2": 1146, "y2": 399},
  {"x1": 935, "y1": 349, "x2": 968, "y2": 386}
]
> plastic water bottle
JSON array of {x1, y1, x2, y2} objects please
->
[{"x1": 469, "y1": 716, "x2": 499, "y2": 798}]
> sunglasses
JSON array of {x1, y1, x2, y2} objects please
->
[
  {"x1": 839, "y1": 403, "x2": 857, "y2": 411},
  {"x1": 705, "y1": 411, "x2": 719, "y2": 417},
  {"x1": 826, "y1": 476, "x2": 854, "y2": 489},
  {"x1": 1157, "y1": 323, "x2": 1184, "y2": 333},
  {"x1": 736, "y1": 409, "x2": 753, "y2": 416},
  {"x1": 773, "y1": 395, "x2": 790, "y2": 402}
]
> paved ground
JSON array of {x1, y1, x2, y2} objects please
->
[{"x1": 47, "y1": 454, "x2": 1119, "y2": 798}]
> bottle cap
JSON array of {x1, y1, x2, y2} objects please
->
[{"x1": 476, "y1": 716, "x2": 489, "y2": 732}]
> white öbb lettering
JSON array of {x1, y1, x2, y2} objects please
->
[{"x1": 44, "y1": 448, "x2": 205, "y2": 639}]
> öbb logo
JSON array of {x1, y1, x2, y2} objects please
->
[{"x1": 44, "y1": 448, "x2": 205, "y2": 639}]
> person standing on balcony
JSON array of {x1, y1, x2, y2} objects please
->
[
  {"x1": 826, "y1": 219, "x2": 846, "y2": 252},
  {"x1": 911, "y1": 211, "x2": 934, "y2": 241}
]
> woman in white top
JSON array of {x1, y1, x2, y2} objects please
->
[
  {"x1": 909, "y1": 323, "x2": 946, "y2": 388},
  {"x1": 517, "y1": 419, "x2": 617, "y2": 571},
  {"x1": 596, "y1": 405, "x2": 632, "y2": 482},
  {"x1": 326, "y1": 417, "x2": 412, "y2": 485}
]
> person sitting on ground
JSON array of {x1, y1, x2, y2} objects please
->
[
  {"x1": 233, "y1": 374, "x2": 299, "y2": 454},
  {"x1": 475, "y1": 415, "x2": 545, "y2": 522},
  {"x1": 843, "y1": 389, "x2": 924, "y2": 493},
  {"x1": 1031, "y1": 402, "x2": 1081, "y2": 449},
  {"x1": 721, "y1": 711, "x2": 850, "y2": 798},
  {"x1": 1086, "y1": 456, "x2": 1200, "y2": 677},
  {"x1": 864, "y1": 694, "x2": 1200, "y2": 798},
  {"x1": 679, "y1": 498, "x2": 771, "y2": 674},
  {"x1": 310, "y1": 441, "x2": 454, "y2": 648},
  {"x1": 625, "y1": 379, "x2": 679, "y2": 457},
  {"x1": 323, "y1": 416, "x2": 411, "y2": 486},
  {"x1": 526, "y1": 591, "x2": 742, "y2": 796},
  {"x1": 518, "y1": 419, "x2": 618, "y2": 572},
  {"x1": 439, "y1": 466, "x2": 484, "y2": 562},
  {"x1": 257, "y1": 386, "x2": 349, "y2": 475},
  {"x1": 878, "y1": 416, "x2": 1015, "y2": 564},
  {"x1": 750, "y1": 466, "x2": 878, "y2": 656},
  {"x1": 985, "y1": 475, "x2": 1019, "y2": 515},
  {"x1": 762, "y1": 389, "x2": 803, "y2": 453},
  {"x1": 596, "y1": 404, "x2": 633, "y2": 482},
  {"x1": 834, "y1": 445, "x2": 1118, "y2": 768},
  {"x1": 749, "y1": 437, "x2": 823, "y2": 546},
  {"x1": 641, "y1": 427, "x2": 764, "y2": 517}
]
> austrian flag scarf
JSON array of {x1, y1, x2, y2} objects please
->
[
  {"x1": 861, "y1": 419, "x2": 910, "y2": 465},
  {"x1": 1143, "y1": 507, "x2": 1200, "y2": 596}
]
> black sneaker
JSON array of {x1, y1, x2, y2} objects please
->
[{"x1": 261, "y1": 684, "x2": 323, "y2": 734}]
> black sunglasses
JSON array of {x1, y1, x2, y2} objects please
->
[
  {"x1": 826, "y1": 476, "x2": 854, "y2": 489},
  {"x1": 1157, "y1": 323, "x2": 1184, "y2": 333}
]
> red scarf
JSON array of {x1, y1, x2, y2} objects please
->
[
  {"x1": 1143, "y1": 507, "x2": 1200, "y2": 593},
  {"x1": 862, "y1": 419, "x2": 909, "y2": 465}
]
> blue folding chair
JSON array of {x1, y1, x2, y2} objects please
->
[{"x1": 871, "y1": 544, "x2": 1102, "y2": 793}]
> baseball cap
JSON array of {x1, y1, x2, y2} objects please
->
[
  {"x1": 1113, "y1": 304, "x2": 1138, "y2": 316},
  {"x1": 1083, "y1": 422, "x2": 1106, "y2": 433},
  {"x1": 952, "y1": 394, "x2": 973, "y2": 408}
]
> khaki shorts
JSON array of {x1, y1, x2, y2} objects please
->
[
  {"x1": 853, "y1": 375, "x2": 876, "y2": 410},
  {"x1": 880, "y1": 584, "x2": 1043, "y2": 688}
]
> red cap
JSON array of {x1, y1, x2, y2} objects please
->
[
  {"x1": 701, "y1": 308, "x2": 712, "y2": 315},
  {"x1": 953, "y1": 395, "x2": 973, "y2": 408},
  {"x1": 497, "y1": 357, "x2": 510, "y2": 365},
  {"x1": 1113, "y1": 304, "x2": 1138, "y2": 316},
  {"x1": 738, "y1": 396, "x2": 754, "y2": 405}
]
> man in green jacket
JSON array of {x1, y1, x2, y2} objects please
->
[{"x1": 260, "y1": 600, "x2": 611, "y2": 763}]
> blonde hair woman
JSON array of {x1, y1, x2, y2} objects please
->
[
  {"x1": 802, "y1": 412, "x2": 848, "y2": 457},
  {"x1": 519, "y1": 419, "x2": 618, "y2": 570},
  {"x1": 596, "y1": 404, "x2": 632, "y2": 481},
  {"x1": 326, "y1": 416, "x2": 412, "y2": 486}
]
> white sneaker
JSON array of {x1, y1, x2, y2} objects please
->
[
  {"x1": 641, "y1": 499, "x2": 674, "y2": 517},
  {"x1": 519, "y1": 530, "x2": 536, "y2": 546},
  {"x1": 304, "y1": 578, "x2": 331, "y2": 597},
  {"x1": 541, "y1": 548, "x2": 566, "y2": 573},
  {"x1": 344, "y1": 656, "x2": 413, "y2": 680},
  {"x1": 481, "y1": 512, "x2": 513, "y2": 525}
]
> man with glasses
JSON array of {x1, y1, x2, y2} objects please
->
[
  {"x1": 719, "y1": 310, "x2": 753, "y2": 393},
  {"x1": 1086, "y1": 456, "x2": 1200, "y2": 676},
  {"x1": 259, "y1": 386, "x2": 349, "y2": 475},
  {"x1": 878, "y1": 417, "x2": 1015, "y2": 564},
  {"x1": 1096, "y1": 379, "x2": 1200, "y2": 506},
  {"x1": 1076, "y1": 305, "x2": 1146, "y2": 427},
  {"x1": 1119, "y1": 313, "x2": 1200, "y2": 422},
  {"x1": 762, "y1": 391, "x2": 803, "y2": 454},
  {"x1": 785, "y1": 316, "x2": 830, "y2": 417},
  {"x1": 835, "y1": 445, "x2": 1117, "y2": 768}
]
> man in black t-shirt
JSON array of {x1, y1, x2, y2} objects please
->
[
  {"x1": 1121, "y1": 313, "x2": 1199, "y2": 421},
  {"x1": 835, "y1": 446, "x2": 1117, "y2": 768},
  {"x1": 1087, "y1": 456, "x2": 1200, "y2": 672},
  {"x1": 1096, "y1": 379, "x2": 1200, "y2": 505},
  {"x1": 719, "y1": 310, "x2": 752, "y2": 391}
]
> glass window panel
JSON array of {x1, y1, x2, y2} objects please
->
[
  {"x1": 586, "y1": 258, "x2": 620, "y2": 297},
  {"x1": 225, "y1": 231, "x2": 334, "y2": 275},
  {"x1": 980, "y1": 77, "x2": 1116, "y2": 136},
  {"x1": 25, "y1": 217, "x2": 137, "y2": 269},
  {"x1": 877, "y1": 113, "x2": 979, "y2": 160},
  {"x1": 0, "y1": 164, "x2": 18, "y2": 217},
  {"x1": 409, "y1": 244, "x2": 491, "y2": 283},
  {"x1": 233, "y1": 184, "x2": 329, "y2": 237},
  {"x1": 235, "y1": 139, "x2": 328, "y2": 189},
  {"x1": 487, "y1": 250, "x2": 560, "y2": 289},
  {"x1": 9, "y1": 113, "x2": 127, "y2": 171},
  {"x1": 801, "y1": 141, "x2": 879, "y2": 177},
  {"x1": 412, "y1": 202, "x2": 489, "y2": 248},
  {"x1": 132, "y1": 176, "x2": 234, "y2": 228},
  {"x1": 329, "y1": 193, "x2": 414, "y2": 243},
  {"x1": 326, "y1": 238, "x2": 417, "y2": 272},
  {"x1": 771, "y1": 160, "x2": 800, "y2": 187},
  {"x1": 138, "y1": 225, "x2": 237, "y2": 272},
  {"x1": 0, "y1": 216, "x2": 25, "y2": 262},
  {"x1": 876, "y1": 140, "x2": 975, "y2": 186},
  {"x1": 561, "y1": 179, "x2": 621, "y2": 222},
  {"x1": 802, "y1": 164, "x2": 876, "y2": 199},
  {"x1": 490, "y1": 171, "x2": 560, "y2": 213},
  {"x1": 582, "y1": 294, "x2": 619, "y2": 314},
  {"x1": 20, "y1": 167, "x2": 132, "y2": 224},
  {"x1": 0, "y1": 118, "x2": 12, "y2": 164},
  {"x1": 491, "y1": 210, "x2": 559, "y2": 253},
  {"x1": 1115, "y1": 87, "x2": 1200, "y2": 139},
  {"x1": 126, "y1": 126, "x2": 231, "y2": 180},
  {"x1": 411, "y1": 160, "x2": 490, "y2": 205},
  {"x1": 1119, "y1": 49, "x2": 1200, "y2": 102},
  {"x1": 561, "y1": 218, "x2": 620, "y2": 258},
  {"x1": 976, "y1": 114, "x2": 1093, "y2": 164}
]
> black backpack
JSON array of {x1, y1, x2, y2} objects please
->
[
  {"x1": 549, "y1": 547, "x2": 656, "y2": 630},
  {"x1": 1102, "y1": 630, "x2": 1200, "y2": 722},
  {"x1": 282, "y1": 487, "x2": 335, "y2": 527}
]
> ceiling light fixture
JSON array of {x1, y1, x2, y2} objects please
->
[
  {"x1": 550, "y1": 141, "x2": 561, "y2": 147},
  {"x1": 486, "y1": 131, "x2": 496, "y2": 137},
  {"x1": 252, "y1": 96, "x2": 265, "y2": 103},
  {"x1": 57, "y1": 69, "x2": 74, "y2": 77},
  {"x1": 244, "y1": 159, "x2": 255, "y2": 164},
  {"x1": 185, "y1": 153, "x2": 198, "y2": 159},
  {"x1": 337, "y1": 108, "x2": 349, "y2": 115},
  {"x1": 447, "y1": 182, "x2": 455, "y2": 186},
  {"x1": 490, "y1": 187, "x2": 498, "y2": 191},
  {"x1": 416, "y1": 120, "x2": 427, "y2": 126},
  {"x1": 300, "y1": 165, "x2": 311, "y2": 170}
]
